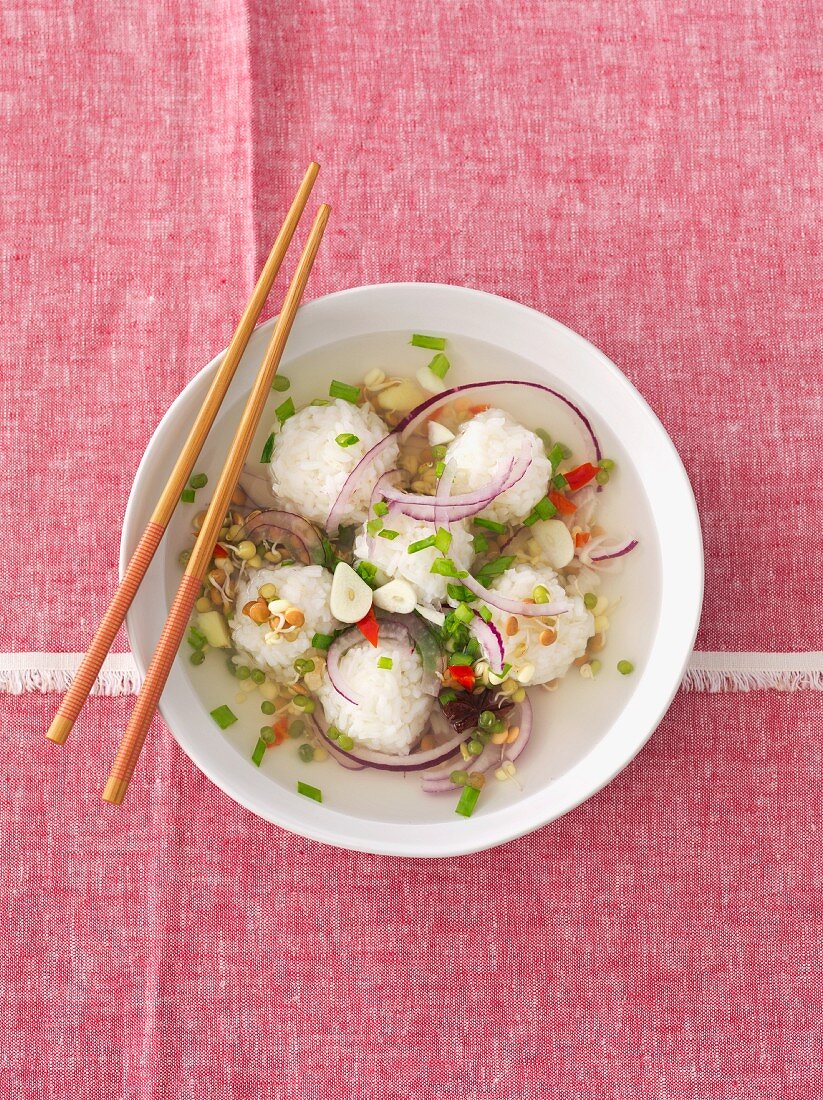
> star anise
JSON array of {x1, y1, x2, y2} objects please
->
[{"x1": 440, "y1": 688, "x2": 514, "y2": 735}]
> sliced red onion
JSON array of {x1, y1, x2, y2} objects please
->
[
  {"x1": 325, "y1": 619, "x2": 436, "y2": 708},
  {"x1": 469, "y1": 612, "x2": 505, "y2": 674},
  {"x1": 434, "y1": 459, "x2": 457, "y2": 530},
  {"x1": 397, "y1": 380, "x2": 601, "y2": 463},
  {"x1": 325, "y1": 629, "x2": 366, "y2": 706},
  {"x1": 461, "y1": 573, "x2": 572, "y2": 618},
  {"x1": 238, "y1": 469, "x2": 280, "y2": 510},
  {"x1": 377, "y1": 611, "x2": 442, "y2": 696},
  {"x1": 325, "y1": 433, "x2": 399, "y2": 535},
  {"x1": 367, "y1": 469, "x2": 401, "y2": 553},
  {"x1": 316, "y1": 723, "x2": 466, "y2": 773},
  {"x1": 589, "y1": 538, "x2": 638, "y2": 562},
  {"x1": 241, "y1": 509, "x2": 324, "y2": 565},
  {"x1": 309, "y1": 712, "x2": 364, "y2": 770},
  {"x1": 421, "y1": 694, "x2": 533, "y2": 794}
]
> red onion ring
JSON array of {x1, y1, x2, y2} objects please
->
[
  {"x1": 326, "y1": 380, "x2": 600, "y2": 533},
  {"x1": 460, "y1": 573, "x2": 571, "y2": 618},
  {"x1": 326, "y1": 621, "x2": 413, "y2": 707},
  {"x1": 238, "y1": 469, "x2": 280, "y2": 510},
  {"x1": 589, "y1": 538, "x2": 638, "y2": 562},
  {"x1": 241, "y1": 509, "x2": 324, "y2": 565},
  {"x1": 309, "y1": 712, "x2": 364, "y2": 770},
  {"x1": 316, "y1": 722, "x2": 466, "y2": 773},
  {"x1": 469, "y1": 612, "x2": 505, "y2": 674},
  {"x1": 398, "y1": 381, "x2": 601, "y2": 463}
]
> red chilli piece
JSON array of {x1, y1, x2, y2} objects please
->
[
  {"x1": 355, "y1": 606, "x2": 380, "y2": 647},
  {"x1": 447, "y1": 665, "x2": 475, "y2": 691},
  {"x1": 548, "y1": 490, "x2": 577, "y2": 516},
  {"x1": 564, "y1": 463, "x2": 599, "y2": 492},
  {"x1": 213, "y1": 544, "x2": 229, "y2": 559}
]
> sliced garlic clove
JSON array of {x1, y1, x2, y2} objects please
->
[
  {"x1": 532, "y1": 519, "x2": 575, "y2": 569},
  {"x1": 372, "y1": 578, "x2": 417, "y2": 615},
  {"x1": 427, "y1": 420, "x2": 455, "y2": 447},
  {"x1": 330, "y1": 561, "x2": 374, "y2": 623}
]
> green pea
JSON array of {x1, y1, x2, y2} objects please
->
[
  {"x1": 617, "y1": 660, "x2": 634, "y2": 675},
  {"x1": 532, "y1": 585, "x2": 551, "y2": 604},
  {"x1": 467, "y1": 740, "x2": 484, "y2": 756},
  {"x1": 584, "y1": 592, "x2": 598, "y2": 610},
  {"x1": 478, "y1": 710, "x2": 496, "y2": 730},
  {"x1": 288, "y1": 720, "x2": 305, "y2": 740},
  {"x1": 260, "y1": 725, "x2": 275, "y2": 743},
  {"x1": 271, "y1": 375, "x2": 290, "y2": 392},
  {"x1": 261, "y1": 700, "x2": 275, "y2": 715},
  {"x1": 337, "y1": 734, "x2": 354, "y2": 751},
  {"x1": 595, "y1": 470, "x2": 610, "y2": 485},
  {"x1": 189, "y1": 473, "x2": 208, "y2": 490},
  {"x1": 250, "y1": 669, "x2": 265, "y2": 684},
  {"x1": 189, "y1": 650, "x2": 205, "y2": 666},
  {"x1": 293, "y1": 695, "x2": 315, "y2": 714},
  {"x1": 590, "y1": 660, "x2": 602, "y2": 675},
  {"x1": 326, "y1": 725, "x2": 340, "y2": 741},
  {"x1": 235, "y1": 665, "x2": 250, "y2": 681},
  {"x1": 599, "y1": 458, "x2": 616, "y2": 471},
  {"x1": 298, "y1": 743, "x2": 314, "y2": 763},
  {"x1": 449, "y1": 770, "x2": 469, "y2": 786}
]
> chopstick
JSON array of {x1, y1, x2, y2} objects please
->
[
  {"x1": 102, "y1": 203, "x2": 331, "y2": 805},
  {"x1": 46, "y1": 162, "x2": 320, "y2": 746}
]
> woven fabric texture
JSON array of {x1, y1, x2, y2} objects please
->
[{"x1": 1, "y1": 0, "x2": 821, "y2": 1096}]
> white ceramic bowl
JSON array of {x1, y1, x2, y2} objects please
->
[{"x1": 122, "y1": 284, "x2": 702, "y2": 857}]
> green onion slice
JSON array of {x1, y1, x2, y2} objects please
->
[
  {"x1": 275, "y1": 397, "x2": 295, "y2": 424},
  {"x1": 408, "y1": 535, "x2": 436, "y2": 554},
  {"x1": 260, "y1": 432, "x2": 275, "y2": 463},
  {"x1": 377, "y1": 656, "x2": 393, "y2": 670},
  {"x1": 455, "y1": 785, "x2": 480, "y2": 817},
  {"x1": 311, "y1": 632, "x2": 334, "y2": 651},
  {"x1": 210, "y1": 705, "x2": 238, "y2": 730},
  {"x1": 329, "y1": 379, "x2": 361, "y2": 403},
  {"x1": 180, "y1": 489, "x2": 196, "y2": 504},
  {"x1": 251, "y1": 737, "x2": 266, "y2": 766},
  {"x1": 297, "y1": 781, "x2": 322, "y2": 803},
  {"x1": 427, "y1": 352, "x2": 450, "y2": 379},
  {"x1": 378, "y1": 529, "x2": 399, "y2": 540},
  {"x1": 473, "y1": 517, "x2": 507, "y2": 534},
  {"x1": 335, "y1": 432, "x2": 360, "y2": 447},
  {"x1": 410, "y1": 334, "x2": 446, "y2": 350}
]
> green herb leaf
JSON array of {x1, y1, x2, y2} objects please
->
[{"x1": 275, "y1": 397, "x2": 295, "y2": 424}]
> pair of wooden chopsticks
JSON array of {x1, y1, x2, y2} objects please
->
[{"x1": 47, "y1": 162, "x2": 330, "y2": 804}]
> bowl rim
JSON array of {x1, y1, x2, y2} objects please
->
[{"x1": 122, "y1": 281, "x2": 703, "y2": 857}]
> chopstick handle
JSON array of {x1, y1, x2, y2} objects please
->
[
  {"x1": 101, "y1": 574, "x2": 202, "y2": 804},
  {"x1": 46, "y1": 521, "x2": 165, "y2": 744},
  {"x1": 102, "y1": 204, "x2": 330, "y2": 805},
  {"x1": 46, "y1": 162, "x2": 319, "y2": 746}
]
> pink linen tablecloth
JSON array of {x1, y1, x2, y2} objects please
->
[{"x1": 1, "y1": 1, "x2": 821, "y2": 1096}]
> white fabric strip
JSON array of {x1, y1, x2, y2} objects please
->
[{"x1": 0, "y1": 651, "x2": 821, "y2": 696}]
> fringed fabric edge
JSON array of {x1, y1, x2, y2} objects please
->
[{"x1": 1, "y1": 651, "x2": 821, "y2": 696}]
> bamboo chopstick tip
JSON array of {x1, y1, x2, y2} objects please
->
[
  {"x1": 101, "y1": 777, "x2": 128, "y2": 805},
  {"x1": 46, "y1": 714, "x2": 74, "y2": 744}
]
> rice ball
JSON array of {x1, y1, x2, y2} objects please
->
[
  {"x1": 353, "y1": 512, "x2": 474, "y2": 607},
  {"x1": 488, "y1": 563, "x2": 594, "y2": 684},
  {"x1": 269, "y1": 399, "x2": 399, "y2": 527},
  {"x1": 231, "y1": 564, "x2": 338, "y2": 675},
  {"x1": 316, "y1": 633, "x2": 434, "y2": 755},
  {"x1": 444, "y1": 408, "x2": 552, "y2": 525}
]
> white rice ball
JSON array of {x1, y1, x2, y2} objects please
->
[
  {"x1": 444, "y1": 408, "x2": 552, "y2": 525},
  {"x1": 269, "y1": 399, "x2": 399, "y2": 527},
  {"x1": 353, "y1": 512, "x2": 474, "y2": 607},
  {"x1": 488, "y1": 563, "x2": 594, "y2": 684},
  {"x1": 230, "y1": 564, "x2": 338, "y2": 675},
  {"x1": 316, "y1": 634, "x2": 434, "y2": 755}
]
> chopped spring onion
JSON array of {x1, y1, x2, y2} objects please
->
[
  {"x1": 189, "y1": 472, "x2": 208, "y2": 490},
  {"x1": 188, "y1": 626, "x2": 207, "y2": 650},
  {"x1": 297, "y1": 781, "x2": 322, "y2": 802},
  {"x1": 310, "y1": 397, "x2": 330, "y2": 406},
  {"x1": 251, "y1": 737, "x2": 267, "y2": 766},
  {"x1": 535, "y1": 428, "x2": 552, "y2": 452},
  {"x1": 377, "y1": 656, "x2": 393, "y2": 670},
  {"x1": 355, "y1": 561, "x2": 378, "y2": 585},
  {"x1": 547, "y1": 443, "x2": 567, "y2": 468},
  {"x1": 378, "y1": 529, "x2": 400, "y2": 540},
  {"x1": 180, "y1": 489, "x2": 196, "y2": 504},
  {"x1": 430, "y1": 557, "x2": 467, "y2": 578},
  {"x1": 435, "y1": 460, "x2": 446, "y2": 478},
  {"x1": 473, "y1": 517, "x2": 507, "y2": 534},
  {"x1": 477, "y1": 605, "x2": 492, "y2": 622},
  {"x1": 373, "y1": 501, "x2": 389, "y2": 517},
  {"x1": 329, "y1": 379, "x2": 361, "y2": 403},
  {"x1": 474, "y1": 555, "x2": 515, "y2": 585},
  {"x1": 271, "y1": 375, "x2": 290, "y2": 391},
  {"x1": 449, "y1": 652, "x2": 473, "y2": 666},
  {"x1": 617, "y1": 660, "x2": 634, "y2": 675},
  {"x1": 427, "y1": 352, "x2": 450, "y2": 379},
  {"x1": 366, "y1": 518, "x2": 383, "y2": 536},
  {"x1": 311, "y1": 632, "x2": 334, "y2": 651},
  {"x1": 410, "y1": 333, "x2": 446, "y2": 350},
  {"x1": 447, "y1": 583, "x2": 475, "y2": 603},
  {"x1": 434, "y1": 527, "x2": 452, "y2": 554},
  {"x1": 210, "y1": 705, "x2": 238, "y2": 730},
  {"x1": 260, "y1": 432, "x2": 275, "y2": 463},
  {"x1": 431, "y1": 443, "x2": 448, "y2": 461},
  {"x1": 552, "y1": 472, "x2": 569, "y2": 489},
  {"x1": 438, "y1": 689, "x2": 457, "y2": 705},
  {"x1": 471, "y1": 534, "x2": 488, "y2": 554},
  {"x1": 408, "y1": 535, "x2": 436, "y2": 554},
  {"x1": 275, "y1": 397, "x2": 295, "y2": 424},
  {"x1": 455, "y1": 785, "x2": 480, "y2": 817},
  {"x1": 523, "y1": 496, "x2": 557, "y2": 526},
  {"x1": 335, "y1": 432, "x2": 360, "y2": 447},
  {"x1": 454, "y1": 603, "x2": 474, "y2": 625}
]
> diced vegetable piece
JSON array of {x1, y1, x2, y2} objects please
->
[
  {"x1": 373, "y1": 578, "x2": 417, "y2": 614},
  {"x1": 297, "y1": 781, "x2": 322, "y2": 802},
  {"x1": 329, "y1": 379, "x2": 361, "y2": 403},
  {"x1": 410, "y1": 334, "x2": 446, "y2": 350},
  {"x1": 196, "y1": 610, "x2": 231, "y2": 649},
  {"x1": 455, "y1": 785, "x2": 480, "y2": 817},
  {"x1": 355, "y1": 606, "x2": 380, "y2": 647},
  {"x1": 210, "y1": 705, "x2": 238, "y2": 730},
  {"x1": 251, "y1": 737, "x2": 266, "y2": 766},
  {"x1": 180, "y1": 489, "x2": 196, "y2": 504}
]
